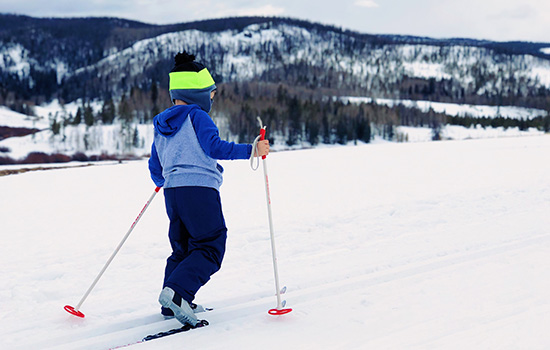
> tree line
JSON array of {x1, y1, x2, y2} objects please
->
[
  {"x1": 3, "y1": 80, "x2": 549, "y2": 166},
  {"x1": 48, "y1": 81, "x2": 550, "y2": 150}
]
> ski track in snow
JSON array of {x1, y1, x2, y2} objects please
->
[{"x1": 1, "y1": 135, "x2": 550, "y2": 349}]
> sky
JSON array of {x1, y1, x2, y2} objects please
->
[{"x1": 1, "y1": 0, "x2": 549, "y2": 43}]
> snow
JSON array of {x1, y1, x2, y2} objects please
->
[
  {"x1": 0, "y1": 106, "x2": 49, "y2": 129},
  {"x1": 0, "y1": 43, "x2": 31, "y2": 80},
  {"x1": 69, "y1": 22, "x2": 550, "y2": 97},
  {"x1": 1, "y1": 135, "x2": 550, "y2": 349},
  {"x1": 342, "y1": 96, "x2": 549, "y2": 120},
  {"x1": 541, "y1": 48, "x2": 550, "y2": 55},
  {"x1": 0, "y1": 102, "x2": 152, "y2": 159},
  {"x1": 0, "y1": 123, "x2": 155, "y2": 159},
  {"x1": 3, "y1": 96, "x2": 547, "y2": 161},
  {"x1": 529, "y1": 64, "x2": 550, "y2": 87},
  {"x1": 33, "y1": 100, "x2": 77, "y2": 121},
  {"x1": 0, "y1": 99, "x2": 103, "y2": 130},
  {"x1": 396, "y1": 125, "x2": 543, "y2": 143}
]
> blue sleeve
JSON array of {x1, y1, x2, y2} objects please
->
[
  {"x1": 148, "y1": 141, "x2": 165, "y2": 187},
  {"x1": 190, "y1": 110, "x2": 252, "y2": 160}
]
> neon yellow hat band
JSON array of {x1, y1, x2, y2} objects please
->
[{"x1": 169, "y1": 68, "x2": 215, "y2": 90}]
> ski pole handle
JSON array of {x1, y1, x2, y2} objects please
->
[{"x1": 259, "y1": 127, "x2": 267, "y2": 159}]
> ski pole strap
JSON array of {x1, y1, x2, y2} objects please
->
[
  {"x1": 250, "y1": 134, "x2": 261, "y2": 171},
  {"x1": 250, "y1": 116, "x2": 267, "y2": 170},
  {"x1": 250, "y1": 127, "x2": 266, "y2": 171}
]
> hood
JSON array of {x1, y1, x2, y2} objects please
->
[{"x1": 153, "y1": 104, "x2": 199, "y2": 137}]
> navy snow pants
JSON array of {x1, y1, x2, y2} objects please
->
[{"x1": 163, "y1": 186, "x2": 227, "y2": 303}]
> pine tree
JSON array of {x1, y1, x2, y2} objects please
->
[
  {"x1": 132, "y1": 126, "x2": 140, "y2": 148},
  {"x1": 151, "y1": 82, "x2": 160, "y2": 119},
  {"x1": 51, "y1": 117, "x2": 61, "y2": 135},
  {"x1": 336, "y1": 117, "x2": 348, "y2": 145},
  {"x1": 118, "y1": 94, "x2": 132, "y2": 123},
  {"x1": 544, "y1": 115, "x2": 550, "y2": 133},
  {"x1": 101, "y1": 99, "x2": 116, "y2": 124},
  {"x1": 83, "y1": 103, "x2": 94, "y2": 127},
  {"x1": 286, "y1": 96, "x2": 302, "y2": 146},
  {"x1": 306, "y1": 118, "x2": 320, "y2": 145},
  {"x1": 151, "y1": 82, "x2": 159, "y2": 106},
  {"x1": 73, "y1": 107, "x2": 82, "y2": 125},
  {"x1": 356, "y1": 116, "x2": 371, "y2": 143}
]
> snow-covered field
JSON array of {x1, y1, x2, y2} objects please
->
[
  {"x1": 342, "y1": 96, "x2": 549, "y2": 120},
  {"x1": 1, "y1": 135, "x2": 550, "y2": 349},
  {"x1": 395, "y1": 125, "x2": 543, "y2": 143},
  {"x1": 0, "y1": 106, "x2": 49, "y2": 129}
]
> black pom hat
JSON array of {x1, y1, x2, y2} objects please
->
[{"x1": 169, "y1": 52, "x2": 217, "y2": 113}]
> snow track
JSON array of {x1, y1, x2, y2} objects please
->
[
  {"x1": 288, "y1": 232, "x2": 550, "y2": 306},
  {"x1": 2, "y1": 135, "x2": 550, "y2": 349}
]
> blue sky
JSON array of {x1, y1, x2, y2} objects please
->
[{"x1": 1, "y1": 0, "x2": 549, "y2": 42}]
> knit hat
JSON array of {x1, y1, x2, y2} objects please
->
[{"x1": 169, "y1": 51, "x2": 217, "y2": 113}]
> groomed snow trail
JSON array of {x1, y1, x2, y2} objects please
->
[{"x1": 1, "y1": 135, "x2": 549, "y2": 349}]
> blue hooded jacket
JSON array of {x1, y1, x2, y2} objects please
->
[{"x1": 148, "y1": 104, "x2": 252, "y2": 190}]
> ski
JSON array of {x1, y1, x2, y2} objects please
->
[
  {"x1": 143, "y1": 319, "x2": 209, "y2": 341},
  {"x1": 108, "y1": 320, "x2": 209, "y2": 349}
]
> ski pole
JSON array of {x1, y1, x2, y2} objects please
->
[
  {"x1": 64, "y1": 186, "x2": 161, "y2": 318},
  {"x1": 254, "y1": 117, "x2": 292, "y2": 316}
]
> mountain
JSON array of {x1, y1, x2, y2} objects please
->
[
  {"x1": 2, "y1": 14, "x2": 550, "y2": 108},
  {"x1": 1, "y1": 14, "x2": 550, "y2": 162}
]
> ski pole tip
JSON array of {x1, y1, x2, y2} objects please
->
[
  {"x1": 268, "y1": 308, "x2": 292, "y2": 316},
  {"x1": 64, "y1": 305, "x2": 85, "y2": 318}
]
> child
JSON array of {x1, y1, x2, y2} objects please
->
[{"x1": 148, "y1": 51, "x2": 269, "y2": 326}]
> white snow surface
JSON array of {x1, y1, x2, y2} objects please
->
[
  {"x1": 342, "y1": 96, "x2": 549, "y2": 120},
  {"x1": 0, "y1": 106, "x2": 49, "y2": 129},
  {"x1": 1, "y1": 135, "x2": 550, "y2": 349},
  {"x1": 395, "y1": 125, "x2": 543, "y2": 143}
]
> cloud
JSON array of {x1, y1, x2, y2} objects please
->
[
  {"x1": 202, "y1": 3, "x2": 285, "y2": 20},
  {"x1": 354, "y1": 0, "x2": 379, "y2": 8},
  {"x1": 236, "y1": 4, "x2": 285, "y2": 17},
  {"x1": 489, "y1": 4, "x2": 536, "y2": 20}
]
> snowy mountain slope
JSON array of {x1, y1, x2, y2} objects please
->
[
  {"x1": 0, "y1": 43, "x2": 33, "y2": 80},
  {"x1": 0, "y1": 106, "x2": 49, "y2": 129},
  {"x1": 3, "y1": 15, "x2": 550, "y2": 107},
  {"x1": 66, "y1": 22, "x2": 550, "y2": 99},
  {"x1": 2, "y1": 15, "x2": 550, "y2": 162},
  {"x1": 1, "y1": 135, "x2": 549, "y2": 349}
]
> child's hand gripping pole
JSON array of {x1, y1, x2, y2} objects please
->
[
  {"x1": 259, "y1": 127, "x2": 267, "y2": 159},
  {"x1": 250, "y1": 119, "x2": 269, "y2": 170},
  {"x1": 252, "y1": 117, "x2": 292, "y2": 316}
]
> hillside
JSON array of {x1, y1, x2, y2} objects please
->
[
  {"x1": 1, "y1": 14, "x2": 550, "y2": 162},
  {"x1": 2, "y1": 14, "x2": 550, "y2": 107}
]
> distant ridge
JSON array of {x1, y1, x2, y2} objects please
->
[{"x1": 1, "y1": 13, "x2": 550, "y2": 110}]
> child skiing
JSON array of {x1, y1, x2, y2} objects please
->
[{"x1": 148, "y1": 51, "x2": 269, "y2": 326}]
